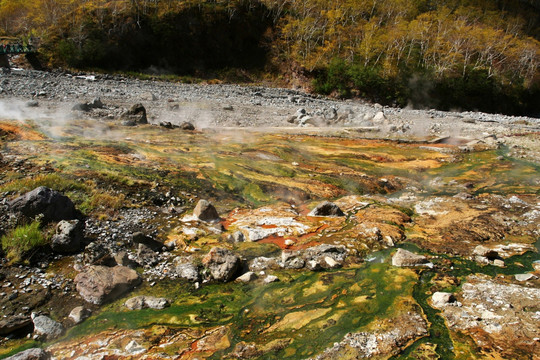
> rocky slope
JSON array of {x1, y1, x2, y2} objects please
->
[{"x1": 0, "y1": 68, "x2": 538, "y2": 150}]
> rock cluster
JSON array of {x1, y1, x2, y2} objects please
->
[
  {"x1": 124, "y1": 296, "x2": 170, "y2": 310},
  {"x1": 120, "y1": 103, "x2": 148, "y2": 126},
  {"x1": 437, "y1": 275, "x2": 540, "y2": 357},
  {"x1": 250, "y1": 244, "x2": 348, "y2": 272}
]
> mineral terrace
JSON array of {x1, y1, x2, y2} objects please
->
[{"x1": 0, "y1": 69, "x2": 539, "y2": 360}]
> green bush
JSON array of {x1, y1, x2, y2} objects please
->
[
  {"x1": 1, "y1": 220, "x2": 47, "y2": 263},
  {"x1": 313, "y1": 60, "x2": 407, "y2": 105},
  {"x1": 313, "y1": 58, "x2": 352, "y2": 98}
]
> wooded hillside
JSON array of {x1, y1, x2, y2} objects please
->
[{"x1": 1, "y1": 0, "x2": 539, "y2": 115}]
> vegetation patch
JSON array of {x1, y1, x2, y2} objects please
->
[{"x1": 1, "y1": 220, "x2": 47, "y2": 263}]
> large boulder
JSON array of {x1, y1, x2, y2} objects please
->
[
  {"x1": 193, "y1": 200, "x2": 220, "y2": 222},
  {"x1": 74, "y1": 265, "x2": 141, "y2": 305},
  {"x1": 4, "y1": 348, "x2": 50, "y2": 360},
  {"x1": 31, "y1": 314, "x2": 64, "y2": 340},
  {"x1": 124, "y1": 296, "x2": 170, "y2": 310},
  {"x1": 308, "y1": 201, "x2": 345, "y2": 217},
  {"x1": 51, "y1": 219, "x2": 83, "y2": 253},
  {"x1": 391, "y1": 248, "x2": 430, "y2": 267},
  {"x1": 120, "y1": 103, "x2": 148, "y2": 126},
  {"x1": 0, "y1": 315, "x2": 32, "y2": 336},
  {"x1": 180, "y1": 121, "x2": 195, "y2": 130},
  {"x1": 9, "y1": 187, "x2": 78, "y2": 223},
  {"x1": 202, "y1": 247, "x2": 240, "y2": 282}
]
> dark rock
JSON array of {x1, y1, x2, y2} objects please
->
[
  {"x1": 120, "y1": 103, "x2": 147, "y2": 125},
  {"x1": 193, "y1": 199, "x2": 220, "y2": 222},
  {"x1": 180, "y1": 122, "x2": 195, "y2": 130},
  {"x1": 74, "y1": 265, "x2": 141, "y2": 305},
  {"x1": 132, "y1": 232, "x2": 163, "y2": 251},
  {"x1": 113, "y1": 251, "x2": 137, "y2": 268},
  {"x1": 159, "y1": 121, "x2": 178, "y2": 129},
  {"x1": 51, "y1": 219, "x2": 83, "y2": 253},
  {"x1": 9, "y1": 187, "x2": 78, "y2": 223},
  {"x1": 83, "y1": 242, "x2": 116, "y2": 266},
  {"x1": 25, "y1": 100, "x2": 39, "y2": 108},
  {"x1": 73, "y1": 98, "x2": 104, "y2": 111},
  {"x1": 308, "y1": 201, "x2": 345, "y2": 217},
  {"x1": 124, "y1": 296, "x2": 170, "y2": 310},
  {"x1": 473, "y1": 245, "x2": 500, "y2": 260},
  {"x1": 71, "y1": 103, "x2": 90, "y2": 112},
  {"x1": 0, "y1": 315, "x2": 32, "y2": 336},
  {"x1": 3, "y1": 348, "x2": 50, "y2": 360},
  {"x1": 202, "y1": 247, "x2": 240, "y2": 282},
  {"x1": 136, "y1": 243, "x2": 158, "y2": 266},
  {"x1": 88, "y1": 97, "x2": 104, "y2": 109},
  {"x1": 31, "y1": 314, "x2": 63, "y2": 340}
]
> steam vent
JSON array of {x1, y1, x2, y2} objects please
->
[{"x1": 1, "y1": 2, "x2": 540, "y2": 358}]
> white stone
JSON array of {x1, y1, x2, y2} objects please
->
[
  {"x1": 431, "y1": 292, "x2": 456, "y2": 308},
  {"x1": 284, "y1": 239, "x2": 295, "y2": 246},
  {"x1": 236, "y1": 272, "x2": 258, "y2": 283},
  {"x1": 515, "y1": 273, "x2": 536, "y2": 282},
  {"x1": 264, "y1": 275, "x2": 279, "y2": 284},
  {"x1": 323, "y1": 256, "x2": 339, "y2": 268}
]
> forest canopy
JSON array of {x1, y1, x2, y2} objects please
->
[{"x1": 1, "y1": 0, "x2": 539, "y2": 115}]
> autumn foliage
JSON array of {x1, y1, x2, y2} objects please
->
[{"x1": 1, "y1": 0, "x2": 539, "y2": 114}]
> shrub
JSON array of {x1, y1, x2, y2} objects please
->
[
  {"x1": 1, "y1": 220, "x2": 47, "y2": 263},
  {"x1": 312, "y1": 58, "x2": 352, "y2": 98},
  {"x1": 79, "y1": 191, "x2": 126, "y2": 215}
]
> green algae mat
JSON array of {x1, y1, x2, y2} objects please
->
[{"x1": 1, "y1": 120, "x2": 539, "y2": 359}]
